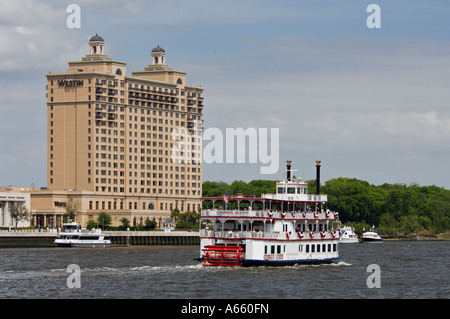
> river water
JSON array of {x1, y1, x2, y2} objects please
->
[{"x1": 0, "y1": 241, "x2": 448, "y2": 299}]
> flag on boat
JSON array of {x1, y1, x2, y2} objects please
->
[{"x1": 223, "y1": 190, "x2": 229, "y2": 204}]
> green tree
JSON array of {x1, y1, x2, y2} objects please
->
[
  {"x1": 86, "y1": 219, "x2": 97, "y2": 229},
  {"x1": 202, "y1": 181, "x2": 230, "y2": 197},
  {"x1": 175, "y1": 211, "x2": 200, "y2": 230},
  {"x1": 64, "y1": 201, "x2": 79, "y2": 222},
  {"x1": 230, "y1": 180, "x2": 253, "y2": 195},
  {"x1": 144, "y1": 219, "x2": 157, "y2": 230},
  {"x1": 170, "y1": 208, "x2": 180, "y2": 221},
  {"x1": 119, "y1": 218, "x2": 130, "y2": 230},
  {"x1": 8, "y1": 202, "x2": 29, "y2": 227},
  {"x1": 248, "y1": 180, "x2": 277, "y2": 197},
  {"x1": 323, "y1": 177, "x2": 386, "y2": 224},
  {"x1": 97, "y1": 211, "x2": 112, "y2": 230},
  {"x1": 399, "y1": 215, "x2": 423, "y2": 234}
]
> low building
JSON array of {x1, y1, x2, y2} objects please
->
[{"x1": 0, "y1": 187, "x2": 32, "y2": 228}]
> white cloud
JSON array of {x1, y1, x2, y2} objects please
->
[
  {"x1": 1, "y1": 0, "x2": 450, "y2": 188},
  {"x1": 193, "y1": 34, "x2": 450, "y2": 186}
]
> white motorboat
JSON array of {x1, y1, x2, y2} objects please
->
[
  {"x1": 362, "y1": 226, "x2": 383, "y2": 242},
  {"x1": 339, "y1": 226, "x2": 359, "y2": 243},
  {"x1": 54, "y1": 222, "x2": 112, "y2": 247}
]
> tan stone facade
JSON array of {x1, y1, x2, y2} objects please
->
[{"x1": 31, "y1": 35, "x2": 204, "y2": 227}]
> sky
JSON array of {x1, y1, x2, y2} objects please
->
[{"x1": 1, "y1": 0, "x2": 450, "y2": 189}]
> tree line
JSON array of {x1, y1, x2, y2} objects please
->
[
  {"x1": 3, "y1": 178, "x2": 449, "y2": 236},
  {"x1": 202, "y1": 178, "x2": 450, "y2": 237}
]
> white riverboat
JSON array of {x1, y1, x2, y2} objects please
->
[
  {"x1": 54, "y1": 222, "x2": 112, "y2": 247},
  {"x1": 198, "y1": 161, "x2": 341, "y2": 267},
  {"x1": 339, "y1": 226, "x2": 359, "y2": 244},
  {"x1": 362, "y1": 226, "x2": 383, "y2": 243}
]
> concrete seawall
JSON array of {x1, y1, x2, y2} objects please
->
[
  {"x1": 105, "y1": 230, "x2": 200, "y2": 246},
  {"x1": 0, "y1": 230, "x2": 200, "y2": 248}
]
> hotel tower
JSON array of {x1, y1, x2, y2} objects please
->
[{"x1": 31, "y1": 34, "x2": 204, "y2": 227}]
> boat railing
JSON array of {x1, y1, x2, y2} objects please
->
[
  {"x1": 200, "y1": 230, "x2": 278, "y2": 239},
  {"x1": 201, "y1": 209, "x2": 338, "y2": 220},
  {"x1": 200, "y1": 229, "x2": 340, "y2": 240},
  {"x1": 261, "y1": 193, "x2": 328, "y2": 202}
]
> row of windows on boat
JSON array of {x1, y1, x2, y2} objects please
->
[
  {"x1": 59, "y1": 235, "x2": 110, "y2": 240},
  {"x1": 265, "y1": 243, "x2": 338, "y2": 254},
  {"x1": 219, "y1": 222, "x2": 331, "y2": 232}
]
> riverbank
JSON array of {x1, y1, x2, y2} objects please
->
[
  {"x1": 0, "y1": 229, "x2": 200, "y2": 248},
  {"x1": 381, "y1": 230, "x2": 450, "y2": 241}
]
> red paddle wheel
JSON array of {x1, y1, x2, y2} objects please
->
[{"x1": 201, "y1": 245, "x2": 244, "y2": 267}]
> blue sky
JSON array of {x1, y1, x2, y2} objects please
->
[{"x1": 1, "y1": 1, "x2": 450, "y2": 188}]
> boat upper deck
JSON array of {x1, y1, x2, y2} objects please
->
[{"x1": 201, "y1": 209, "x2": 338, "y2": 221}]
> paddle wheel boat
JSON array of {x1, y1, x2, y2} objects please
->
[{"x1": 198, "y1": 161, "x2": 341, "y2": 267}]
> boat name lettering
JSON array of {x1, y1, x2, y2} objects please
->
[
  {"x1": 217, "y1": 210, "x2": 249, "y2": 215},
  {"x1": 263, "y1": 254, "x2": 283, "y2": 260}
]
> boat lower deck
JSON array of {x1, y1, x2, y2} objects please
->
[{"x1": 199, "y1": 238, "x2": 339, "y2": 267}]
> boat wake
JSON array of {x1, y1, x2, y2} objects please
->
[{"x1": 0, "y1": 260, "x2": 352, "y2": 281}]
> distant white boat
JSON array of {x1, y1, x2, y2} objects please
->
[
  {"x1": 339, "y1": 226, "x2": 359, "y2": 244},
  {"x1": 362, "y1": 226, "x2": 383, "y2": 243},
  {"x1": 54, "y1": 222, "x2": 112, "y2": 247}
]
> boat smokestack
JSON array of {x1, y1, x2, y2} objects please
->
[
  {"x1": 315, "y1": 161, "x2": 321, "y2": 194},
  {"x1": 286, "y1": 160, "x2": 292, "y2": 181}
]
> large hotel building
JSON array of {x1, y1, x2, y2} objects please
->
[{"x1": 4, "y1": 34, "x2": 204, "y2": 228}]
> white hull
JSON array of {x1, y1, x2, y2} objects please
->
[
  {"x1": 54, "y1": 239, "x2": 112, "y2": 247},
  {"x1": 199, "y1": 235, "x2": 340, "y2": 266},
  {"x1": 362, "y1": 227, "x2": 383, "y2": 243},
  {"x1": 362, "y1": 237, "x2": 383, "y2": 243},
  {"x1": 339, "y1": 227, "x2": 359, "y2": 244},
  {"x1": 339, "y1": 238, "x2": 359, "y2": 244}
]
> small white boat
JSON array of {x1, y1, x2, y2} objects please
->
[
  {"x1": 54, "y1": 222, "x2": 112, "y2": 247},
  {"x1": 339, "y1": 226, "x2": 359, "y2": 244},
  {"x1": 362, "y1": 226, "x2": 383, "y2": 243}
]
